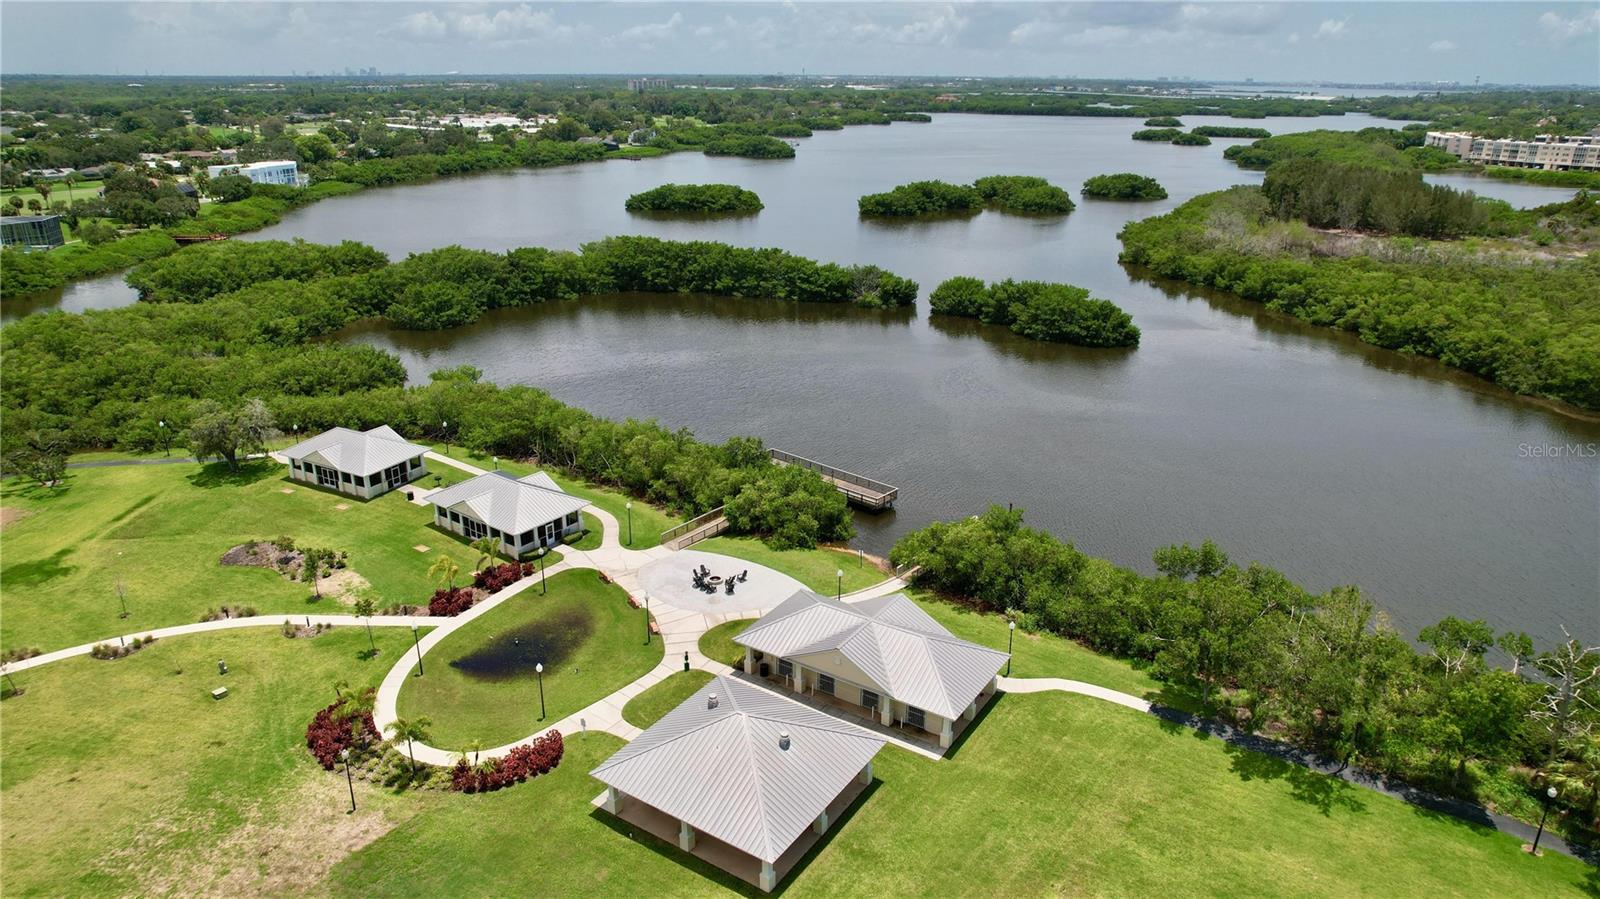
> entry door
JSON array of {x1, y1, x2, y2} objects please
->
[
  {"x1": 539, "y1": 521, "x2": 559, "y2": 546},
  {"x1": 316, "y1": 465, "x2": 338, "y2": 488}
]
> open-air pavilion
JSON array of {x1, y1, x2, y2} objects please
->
[{"x1": 590, "y1": 674, "x2": 885, "y2": 891}]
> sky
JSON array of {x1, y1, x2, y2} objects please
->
[{"x1": 1, "y1": 2, "x2": 1596, "y2": 85}]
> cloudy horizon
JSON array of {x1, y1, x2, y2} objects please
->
[{"x1": 1, "y1": 2, "x2": 1596, "y2": 85}]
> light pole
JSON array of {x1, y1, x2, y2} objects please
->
[
  {"x1": 157, "y1": 419, "x2": 168, "y2": 456},
  {"x1": 836, "y1": 569, "x2": 843, "y2": 600},
  {"x1": 1528, "y1": 785, "x2": 1558, "y2": 855},
  {"x1": 536, "y1": 662, "x2": 546, "y2": 720},
  {"x1": 538, "y1": 547, "x2": 548, "y2": 595},
  {"x1": 442, "y1": 420, "x2": 449, "y2": 456},
  {"x1": 341, "y1": 747, "x2": 356, "y2": 813},
  {"x1": 1007, "y1": 619, "x2": 1016, "y2": 676},
  {"x1": 492, "y1": 455, "x2": 498, "y2": 470},
  {"x1": 411, "y1": 625, "x2": 424, "y2": 677},
  {"x1": 625, "y1": 502, "x2": 633, "y2": 546},
  {"x1": 644, "y1": 593, "x2": 651, "y2": 645}
]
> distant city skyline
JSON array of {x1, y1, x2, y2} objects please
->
[{"x1": 2, "y1": 2, "x2": 1597, "y2": 86}]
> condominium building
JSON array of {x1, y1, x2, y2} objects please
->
[
  {"x1": 205, "y1": 159, "x2": 309, "y2": 186},
  {"x1": 1424, "y1": 131, "x2": 1600, "y2": 172}
]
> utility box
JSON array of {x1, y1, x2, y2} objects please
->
[{"x1": 211, "y1": 687, "x2": 229, "y2": 700}]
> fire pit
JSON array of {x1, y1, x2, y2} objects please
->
[{"x1": 706, "y1": 576, "x2": 724, "y2": 587}]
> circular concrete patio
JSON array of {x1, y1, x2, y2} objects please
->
[{"x1": 637, "y1": 549, "x2": 807, "y2": 615}]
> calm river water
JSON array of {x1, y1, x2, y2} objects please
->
[{"x1": 14, "y1": 114, "x2": 1598, "y2": 643}]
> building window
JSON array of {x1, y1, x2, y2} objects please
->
[
  {"x1": 860, "y1": 689, "x2": 880, "y2": 712},
  {"x1": 340, "y1": 471, "x2": 351, "y2": 484},
  {"x1": 489, "y1": 527, "x2": 501, "y2": 540},
  {"x1": 410, "y1": 457, "x2": 423, "y2": 470},
  {"x1": 565, "y1": 511, "x2": 580, "y2": 526},
  {"x1": 777, "y1": 659, "x2": 793, "y2": 679},
  {"x1": 519, "y1": 529, "x2": 535, "y2": 546},
  {"x1": 817, "y1": 674, "x2": 835, "y2": 696},
  {"x1": 906, "y1": 706, "x2": 926, "y2": 730},
  {"x1": 436, "y1": 507, "x2": 446, "y2": 520},
  {"x1": 449, "y1": 510, "x2": 461, "y2": 523},
  {"x1": 463, "y1": 517, "x2": 487, "y2": 540}
]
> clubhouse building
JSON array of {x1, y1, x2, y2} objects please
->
[
  {"x1": 282, "y1": 425, "x2": 429, "y2": 499},
  {"x1": 735, "y1": 591, "x2": 1009, "y2": 748},
  {"x1": 428, "y1": 470, "x2": 586, "y2": 557},
  {"x1": 591, "y1": 675, "x2": 885, "y2": 891}
]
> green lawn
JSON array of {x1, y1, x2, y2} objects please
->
[
  {"x1": 1, "y1": 181, "x2": 106, "y2": 208},
  {"x1": 621, "y1": 670, "x2": 713, "y2": 730},
  {"x1": 426, "y1": 444, "x2": 678, "y2": 548},
  {"x1": 0, "y1": 627, "x2": 417, "y2": 896},
  {"x1": 698, "y1": 619, "x2": 753, "y2": 668},
  {"x1": 0, "y1": 460, "x2": 479, "y2": 653},
  {"x1": 326, "y1": 688, "x2": 1592, "y2": 897},
  {"x1": 395, "y1": 568, "x2": 660, "y2": 750},
  {"x1": 697, "y1": 536, "x2": 888, "y2": 595}
]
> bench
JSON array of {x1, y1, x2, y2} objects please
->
[{"x1": 211, "y1": 687, "x2": 229, "y2": 700}]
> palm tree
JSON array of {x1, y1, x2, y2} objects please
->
[
  {"x1": 465, "y1": 738, "x2": 485, "y2": 767},
  {"x1": 470, "y1": 536, "x2": 500, "y2": 571},
  {"x1": 332, "y1": 677, "x2": 350, "y2": 701},
  {"x1": 35, "y1": 181, "x2": 50, "y2": 209},
  {"x1": 386, "y1": 715, "x2": 432, "y2": 776},
  {"x1": 427, "y1": 555, "x2": 461, "y2": 591}
]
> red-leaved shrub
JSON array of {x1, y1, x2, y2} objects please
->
[
  {"x1": 450, "y1": 730, "x2": 564, "y2": 793},
  {"x1": 305, "y1": 699, "x2": 380, "y2": 769},
  {"x1": 428, "y1": 587, "x2": 477, "y2": 616},
  {"x1": 472, "y1": 562, "x2": 535, "y2": 594}
]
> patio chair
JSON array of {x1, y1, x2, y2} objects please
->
[
  {"x1": 725, "y1": 579, "x2": 735, "y2": 595},
  {"x1": 739, "y1": 570, "x2": 748, "y2": 582}
]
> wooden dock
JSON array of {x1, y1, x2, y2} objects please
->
[{"x1": 769, "y1": 449, "x2": 898, "y2": 511}]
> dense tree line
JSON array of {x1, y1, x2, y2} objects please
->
[
  {"x1": 971, "y1": 175, "x2": 1075, "y2": 214},
  {"x1": 1142, "y1": 117, "x2": 1183, "y2": 127},
  {"x1": 1118, "y1": 186, "x2": 1600, "y2": 410},
  {"x1": 1081, "y1": 173, "x2": 1167, "y2": 200},
  {"x1": 1190, "y1": 125, "x2": 1272, "y2": 138},
  {"x1": 1171, "y1": 132, "x2": 1211, "y2": 146},
  {"x1": 1261, "y1": 158, "x2": 1489, "y2": 238},
  {"x1": 890, "y1": 506, "x2": 1600, "y2": 835},
  {"x1": 858, "y1": 180, "x2": 984, "y2": 216},
  {"x1": 1221, "y1": 127, "x2": 1453, "y2": 172},
  {"x1": 928, "y1": 276, "x2": 1140, "y2": 347},
  {"x1": 1131, "y1": 128, "x2": 1183, "y2": 142},
  {"x1": 624, "y1": 183, "x2": 763, "y2": 214}
]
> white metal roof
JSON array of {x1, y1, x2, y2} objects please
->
[
  {"x1": 427, "y1": 470, "x2": 587, "y2": 536},
  {"x1": 735, "y1": 592, "x2": 1009, "y2": 720},
  {"x1": 590, "y1": 675, "x2": 884, "y2": 864},
  {"x1": 281, "y1": 425, "x2": 429, "y2": 477}
]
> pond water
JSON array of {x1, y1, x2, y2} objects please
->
[
  {"x1": 446, "y1": 607, "x2": 593, "y2": 682},
  {"x1": 9, "y1": 113, "x2": 1596, "y2": 645}
]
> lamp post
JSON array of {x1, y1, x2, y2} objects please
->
[
  {"x1": 411, "y1": 625, "x2": 424, "y2": 677},
  {"x1": 340, "y1": 747, "x2": 356, "y2": 813},
  {"x1": 643, "y1": 593, "x2": 651, "y2": 645},
  {"x1": 157, "y1": 419, "x2": 168, "y2": 456},
  {"x1": 1529, "y1": 785, "x2": 1558, "y2": 855},
  {"x1": 836, "y1": 569, "x2": 843, "y2": 600},
  {"x1": 492, "y1": 455, "x2": 498, "y2": 470},
  {"x1": 538, "y1": 547, "x2": 548, "y2": 595},
  {"x1": 1007, "y1": 619, "x2": 1016, "y2": 676},
  {"x1": 536, "y1": 662, "x2": 546, "y2": 720},
  {"x1": 442, "y1": 420, "x2": 449, "y2": 456},
  {"x1": 625, "y1": 502, "x2": 633, "y2": 546}
]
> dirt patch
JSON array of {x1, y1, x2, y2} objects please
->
[
  {"x1": 322, "y1": 569, "x2": 372, "y2": 604},
  {"x1": 334, "y1": 503, "x2": 350, "y2": 511},
  {"x1": 279, "y1": 487, "x2": 295, "y2": 495},
  {"x1": 0, "y1": 507, "x2": 33, "y2": 531},
  {"x1": 134, "y1": 773, "x2": 412, "y2": 897},
  {"x1": 221, "y1": 541, "x2": 299, "y2": 570},
  {"x1": 448, "y1": 607, "x2": 594, "y2": 682}
]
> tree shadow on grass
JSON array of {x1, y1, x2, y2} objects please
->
[
  {"x1": 186, "y1": 459, "x2": 277, "y2": 489},
  {"x1": 1221, "y1": 739, "x2": 1367, "y2": 816},
  {"x1": 1, "y1": 546, "x2": 75, "y2": 585}
]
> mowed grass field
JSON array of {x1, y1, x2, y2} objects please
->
[
  {"x1": 0, "y1": 460, "x2": 480, "y2": 652},
  {"x1": 0, "y1": 627, "x2": 418, "y2": 896},
  {"x1": 697, "y1": 536, "x2": 886, "y2": 595},
  {"x1": 621, "y1": 669, "x2": 713, "y2": 730},
  {"x1": 395, "y1": 569, "x2": 661, "y2": 749},
  {"x1": 1, "y1": 181, "x2": 106, "y2": 208}
]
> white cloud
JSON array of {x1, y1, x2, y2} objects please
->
[
  {"x1": 609, "y1": 12, "x2": 684, "y2": 51},
  {"x1": 1428, "y1": 39, "x2": 1458, "y2": 53},
  {"x1": 398, "y1": 11, "x2": 447, "y2": 40},
  {"x1": 1287, "y1": 32, "x2": 1301, "y2": 45},
  {"x1": 1538, "y1": 9, "x2": 1600, "y2": 44},
  {"x1": 1315, "y1": 19, "x2": 1347, "y2": 40}
]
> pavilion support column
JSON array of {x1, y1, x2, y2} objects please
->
[
  {"x1": 939, "y1": 718, "x2": 954, "y2": 748},
  {"x1": 963, "y1": 700, "x2": 977, "y2": 721},
  {"x1": 858, "y1": 761, "x2": 873, "y2": 785},
  {"x1": 602, "y1": 786, "x2": 622, "y2": 814},
  {"x1": 813, "y1": 811, "x2": 830, "y2": 835},
  {"x1": 759, "y1": 860, "x2": 777, "y2": 892},
  {"x1": 678, "y1": 819, "x2": 696, "y2": 852},
  {"x1": 744, "y1": 646, "x2": 755, "y2": 675},
  {"x1": 879, "y1": 701, "x2": 893, "y2": 727},
  {"x1": 791, "y1": 665, "x2": 804, "y2": 694}
]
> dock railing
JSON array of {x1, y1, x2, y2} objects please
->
[
  {"x1": 768, "y1": 449, "x2": 898, "y2": 508},
  {"x1": 662, "y1": 506, "x2": 729, "y2": 550}
]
